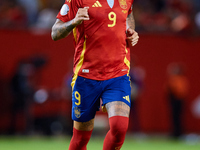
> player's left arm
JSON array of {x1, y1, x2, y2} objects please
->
[{"x1": 126, "y1": 10, "x2": 139, "y2": 46}]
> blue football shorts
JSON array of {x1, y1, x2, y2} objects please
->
[{"x1": 71, "y1": 74, "x2": 131, "y2": 122}]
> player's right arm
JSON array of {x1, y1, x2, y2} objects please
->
[{"x1": 51, "y1": 7, "x2": 89, "y2": 41}]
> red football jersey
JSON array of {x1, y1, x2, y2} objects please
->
[{"x1": 57, "y1": 0, "x2": 133, "y2": 80}]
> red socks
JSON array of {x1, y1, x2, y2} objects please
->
[
  {"x1": 103, "y1": 116, "x2": 129, "y2": 150},
  {"x1": 68, "y1": 128, "x2": 93, "y2": 150},
  {"x1": 68, "y1": 116, "x2": 128, "y2": 150}
]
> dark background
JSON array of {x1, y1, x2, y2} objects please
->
[{"x1": 0, "y1": 0, "x2": 200, "y2": 135}]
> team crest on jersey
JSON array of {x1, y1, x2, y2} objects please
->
[
  {"x1": 118, "y1": 0, "x2": 127, "y2": 9},
  {"x1": 74, "y1": 107, "x2": 81, "y2": 118},
  {"x1": 122, "y1": 10, "x2": 127, "y2": 14}
]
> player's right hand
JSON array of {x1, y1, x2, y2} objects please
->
[{"x1": 72, "y1": 7, "x2": 90, "y2": 26}]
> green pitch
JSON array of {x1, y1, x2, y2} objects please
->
[{"x1": 0, "y1": 136, "x2": 200, "y2": 150}]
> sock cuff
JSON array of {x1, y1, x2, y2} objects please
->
[
  {"x1": 109, "y1": 116, "x2": 129, "y2": 123},
  {"x1": 73, "y1": 127, "x2": 93, "y2": 138}
]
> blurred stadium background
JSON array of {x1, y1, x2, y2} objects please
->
[{"x1": 0, "y1": 0, "x2": 200, "y2": 149}]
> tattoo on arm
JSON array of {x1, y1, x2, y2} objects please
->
[
  {"x1": 51, "y1": 19, "x2": 75, "y2": 41},
  {"x1": 127, "y1": 11, "x2": 135, "y2": 30}
]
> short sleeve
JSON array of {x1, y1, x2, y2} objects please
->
[
  {"x1": 57, "y1": 0, "x2": 78, "y2": 22},
  {"x1": 128, "y1": 0, "x2": 134, "y2": 15}
]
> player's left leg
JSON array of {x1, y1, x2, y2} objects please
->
[
  {"x1": 69, "y1": 75, "x2": 103, "y2": 150},
  {"x1": 103, "y1": 101, "x2": 130, "y2": 150}
]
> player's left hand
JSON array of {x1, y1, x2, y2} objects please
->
[{"x1": 126, "y1": 28, "x2": 139, "y2": 47}]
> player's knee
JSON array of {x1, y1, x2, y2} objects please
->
[
  {"x1": 109, "y1": 116, "x2": 129, "y2": 141},
  {"x1": 71, "y1": 128, "x2": 93, "y2": 145},
  {"x1": 76, "y1": 131, "x2": 91, "y2": 142},
  {"x1": 110, "y1": 122, "x2": 128, "y2": 137}
]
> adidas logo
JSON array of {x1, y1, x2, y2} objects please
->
[
  {"x1": 92, "y1": 1, "x2": 102, "y2": 7},
  {"x1": 123, "y1": 95, "x2": 130, "y2": 103}
]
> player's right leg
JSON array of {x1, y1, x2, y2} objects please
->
[
  {"x1": 69, "y1": 76, "x2": 102, "y2": 150},
  {"x1": 68, "y1": 119, "x2": 94, "y2": 150}
]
